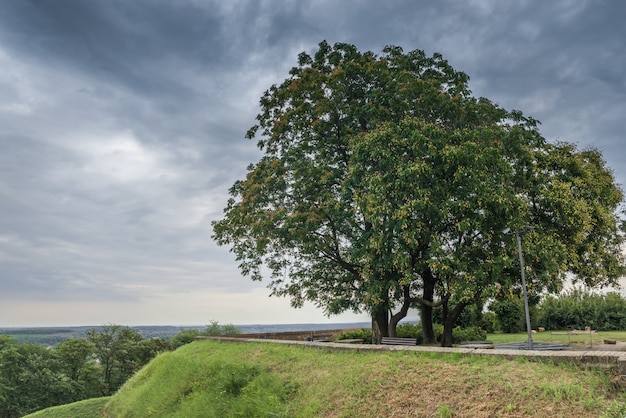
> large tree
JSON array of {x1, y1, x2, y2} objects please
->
[
  {"x1": 212, "y1": 41, "x2": 625, "y2": 345},
  {"x1": 350, "y1": 118, "x2": 625, "y2": 345}
]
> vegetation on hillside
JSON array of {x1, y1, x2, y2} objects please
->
[
  {"x1": 24, "y1": 398, "x2": 110, "y2": 418},
  {"x1": 11, "y1": 290, "x2": 626, "y2": 416},
  {"x1": 0, "y1": 322, "x2": 238, "y2": 417},
  {"x1": 28, "y1": 340, "x2": 626, "y2": 417}
]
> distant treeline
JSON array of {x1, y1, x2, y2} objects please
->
[
  {"x1": 489, "y1": 289, "x2": 626, "y2": 333},
  {"x1": 0, "y1": 325, "x2": 205, "y2": 346}
]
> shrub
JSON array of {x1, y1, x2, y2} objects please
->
[
  {"x1": 479, "y1": 311, "x2": 497, "y2": 334},
  {"x1": 170, "y1": 321, "x2": 241, "y2": 349},
  {"x1": 396, "y1": 323, "x2": 421, "y2": 339},
  {"x1": 537, "y1": 290, "x2": 626, "y2": 331},
  {"x1": 489, "y1": 298, "x2": 525, "y2": 333},
  {"x1": 337, "y1": 328, "x2": 372, "y2": 344},
  {"x1": 338, "y1": 324, "x2": 485, "y2": 345},
  {"x1": 203, "y1": 320, "x2": 241, "y2": 336},
  {"x1": 450, "y1": 326, "x2": 486, "y2": 343},
  {"x1": 170, "y1": 329, "x2": 203, "y2": 349}
]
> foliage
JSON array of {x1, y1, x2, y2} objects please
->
[
  {"x1": 489, "y1": 298, "x2": 526, "y2": 333},
  {"x1": 537, "y1": 289, "x2": 626, "y2": 331},
  {"x1": 0, "y1": 321, "x2": 240, "y2": 417},
  {"x1": 336, "y1": 328, "x2": 373, "y2": 344},
  {"x1": 86, "y1": 325, "x2": 157, "y2": 395},
  {"x1": 0, "y1": 338, "x2": 80, "y2": 417},
  {"x1": 451, "y1": 326, "x2": 487, "y2": 343},
  {"x1": 55, "y1": 338, "x2": 101, "y2": 399},
  {"x1": 479, "y1": 311, "x2": 497, "y2": 334},
  {"x1": 170, "y1": 320, "x2": 241, "y2": 349},
  {"x1": 212, "y1": 40, "x2": 517, "y2": 344},
  {"x1": 203, "y1": 320, "x2": 241, "y2": 336},
  {"x1": 0, "y1": 325, "x2": 221, "y2": 346},
  {"x1": 432, "y1": 300, "x2": 487, "y2": 329},
  {"x1": 394, "y1": 323, "x2": 485, "y2": 344},
  {"x1": 212, "y1": 40, "x2": 626, "y2": 346},
  {"x1": 395, "y1": 323, "x2": 430, "y2": 342},
  {"x1": 169, "y1": 329, "x2": 203, "y2": 349}
]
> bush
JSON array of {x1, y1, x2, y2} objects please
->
[
  {"x1": 203, "y1": 320, "x2": 241, "y2": 336},
  {"x1": 451, "y1": 326, "x2": 486, "y2": 343},
  {"x1": 170, "y1": 329, "x2": 203, "y2": 349},
  {"x1": 337, "y1": 328, "x2": 372, "y2": 344},
  {"x1": 170, "y1": 321, "x2": 241, "y2": 349},
  {"x1": 337, "y1": 324, "x2": 486, "y2": 345},
  {"x1": 489, "y1": 298, "x2": 525, "y2": 333},
  {"x1": 395, "y1": 323, "x2": 422, "y2": 339},
  {"x1": 479, "y1": 311, "x2": 497, "y2": 334},
  {"x1": 537, "y1": 290, "x2": 626, "y2": 331}
]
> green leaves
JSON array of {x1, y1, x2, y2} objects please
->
[{"x1": 212, "y1": 41, "x2": 625, "y2": 339}]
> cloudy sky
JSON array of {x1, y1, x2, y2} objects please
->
[{"x1": 1, "y1": 0, "x2": 624, "y2": 327}]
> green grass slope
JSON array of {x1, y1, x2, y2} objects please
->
[
  {"x1": 27, "y1": 340, "x2": 626, "y2": 417},
  {"x1": 24, "y1": 397, "x2": 110, "y2": 418}
]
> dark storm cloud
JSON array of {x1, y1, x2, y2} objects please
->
[
  {"x1": 0, "y1": 0, "x2": 224, "y2": 91},
  {"x1": 0, "y1": 0, "x2": 624, "y2": 326}
]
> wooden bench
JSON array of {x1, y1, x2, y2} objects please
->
[
  {"x1": 381, "y1": 337, "x2": 417, "y2": 346},
  {"x1": 304, "y1": 333, "x2": 333, "y2": 342}
]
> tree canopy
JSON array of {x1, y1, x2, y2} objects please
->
[{"x1": 212, "y1": 41, "x2": 625, "y2": 345}]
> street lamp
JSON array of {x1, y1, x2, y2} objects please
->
[{"x1": 503, "y1": 226, "x2": 535, "y2": 350}]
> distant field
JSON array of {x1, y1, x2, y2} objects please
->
[
  {"x1": 4, "y1": 324, "x2": 625, "y2": 348},
  {"x1": 24, "y1": 339, "x2": 626, "y2": 417},
  {"x1": 0, "y1": 322, "x2": 373, "y2": 345},
  {"x1": 0, "y1": 325, "x2": 205, "y2": 345}
]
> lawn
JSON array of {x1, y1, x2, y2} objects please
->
[{"x1": 487, "y1": 329, "x2": 626, "y2": 348}]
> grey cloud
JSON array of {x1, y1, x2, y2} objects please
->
[{"x1": 0, "y1": 0, "x2": 624, "y2": 326}]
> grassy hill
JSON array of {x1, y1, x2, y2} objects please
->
[{"x1": 26, "y1": 339, "x2": 626, "y2": 417}]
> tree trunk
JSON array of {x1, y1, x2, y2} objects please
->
[
  {"x1": 441, "y1": 300, "x2": 469, "y2": 347},
  {"x1": 389, "y1": 285, "x2": 412, "y2": 337},
  {"x1": 420, "y1": 269, "x2": 436, "y2": 344},
  {"x1": 371, "y1": 307, "x2": 389, "y2": 344}
]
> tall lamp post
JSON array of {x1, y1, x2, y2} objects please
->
[{"x1": 503, "y1": 226, "x2": 535, "y2": 350}]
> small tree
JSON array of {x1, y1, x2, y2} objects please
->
[
  {"x1": 489, "y1": 298, "x2": 526, "y2": 333},
  {"x1": 56, "y1": 338, "x2": 101, "y2": 399},
  {"x1": 0, "y1": 338, "x2": 77, "y2": 417},
  {"x1": 86, "y1": 325, "x2": 147, "y2": 395},
  {"x1": 170, "y1": 321, "x2": 241, "y2": 349}
]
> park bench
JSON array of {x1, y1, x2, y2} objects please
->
[
  {"x1": 304, "y1": 332, "x2": 333, "y2": 342},
  {"x1": 381, "y1": 337, "x2": 417, "y2": 346}
]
